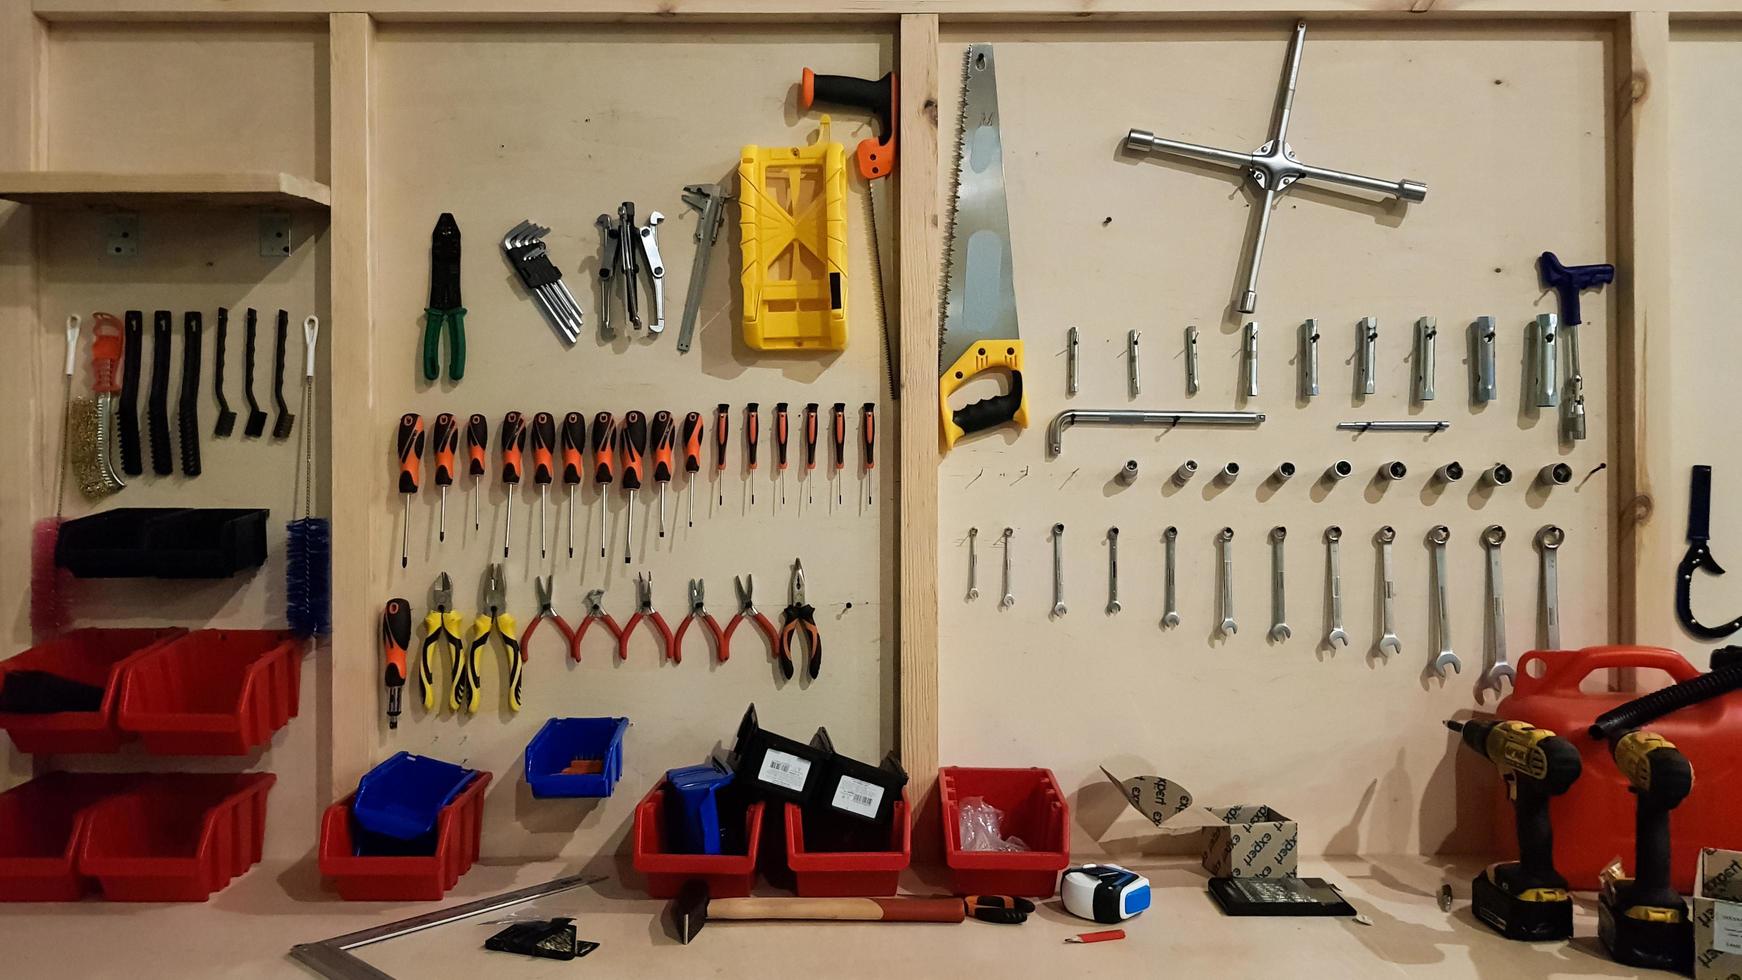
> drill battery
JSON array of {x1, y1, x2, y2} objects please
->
[
  {"x1": 1471, "y1": 863, "x2": 1573, "y2": 942},
  {"x1": 1597, "y1": 873, "x2": 1693, "y2": 974}
]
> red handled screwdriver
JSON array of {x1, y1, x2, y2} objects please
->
[
  {"x1": 382, "y1": 597, "x2": 410, "y2": 729},
  {"x1": 396, "y1": 413, "x2": 424, "y2": 568},
  {"x1": 432, "y1": 412, "x2": 457, "y2": 544},
  {"x1": 531, "y1": 411, "x2": 556, "y2": 559},
  {"x1": 466, "y1": 413, "x2": 488, "y2": 531},
  {"x1": 591, "y1": 411, "x2": 616, "y2": 558},
  {"x1": 681, "y1": 411, "x2": 703, "y2": 528},
  {"x1": 713, "y1": 403, "x2": 729, "y2": 506},
  {"x1": 774, "y1": 402, "x2": 790, "y2": 508},
  {"x1": 561, "y1": 411, "x2": 585, "y2": 558},
  {"x1": 861, "y1": 402, "x2": 876, "y2": 507},
  {"x1": 804, "y1": 402, "x2": 820, "y2": 505},
  {"x1": 619, "y1": 410, "x2": 647, "y2": 564},
  {"x1": 500, "y1": 411, "x2": 526, "y2": 559},
  {"x1": 745, "y1": 403, "x2": 760, "y2": 506},
  {"x1": 651, "y1": 410, "x2": 675, "y2": 538},
  {"x1": 831, "y1": 402, "x2": 846, "y2": 507}
]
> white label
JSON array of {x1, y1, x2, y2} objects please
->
[
  {"x1": 1717, "y1": 902, "x2": 1742, "y2": 955},
  {"x1": 757, "y1": 750, "x2": 812, "y2": 793},
  {"x1": 831, "y1": 776, "x2": 886, "y2": 819}
]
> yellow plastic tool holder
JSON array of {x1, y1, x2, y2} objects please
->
[{"x1": 738, "y1": 117, "x2": 849, "y2": 351}]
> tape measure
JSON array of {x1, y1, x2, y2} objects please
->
[{"x1": 1060, "y1": 864, "x2": 1151, "y2": 924}]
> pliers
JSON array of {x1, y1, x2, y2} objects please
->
[
  {"x1": 422, "y1": 572, "x2": 464, "y2": 713},
  {"x1": 423, "y1": 212, "x2": 467, "y2": 382},
  {"x1": 619, "y1": 571, "x2": 675, "y2": 663},
  {"x1": 779, "y1": 559, "x2": 822, "y2": 680},
  {"x1": 724, "y1": 573, "x2": 780, "y2": 667},
  {"x1": 468, "y1": 562, "x2": 524, "y2": 712},
  {"x1": 524, "y1": 574, "x2": 580, "y2": 663},
  {"x1": 575, "y1": 588, "x2": 623, "y2": 661},
  {"x1": 673, "y1": 578, "x2": 725, "y2": 665}
]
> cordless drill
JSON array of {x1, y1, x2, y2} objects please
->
[
  {"x1": 1447, "y1": 718, "x2": 1583, "y2": 941},
  {"x1": 1597, "y1": 730, "x2": 1695, "y2": 974}
]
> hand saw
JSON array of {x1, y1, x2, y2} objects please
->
[{"x1": 940, "y1": 44, "x2": 1027, "y2": 451}]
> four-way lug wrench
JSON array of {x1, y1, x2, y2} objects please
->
[
  {"x1": 1536, "y1": 524, "x2": 1564, "y2": 650},
  {"x1": 1375, "y1": 525, "x2": 1401, "y2": 660},
  {"x1": 1428, "y1": 525, "x2": 1459, "y2": 678},
  {"x1": 1479, "y1": 524, "x2": 1516, "y2": 701},
  {"x1": 1051, "y1": 523, "x2": 1066, "y2": 617},
  {"x1": 1162, "y1": 526, "x2": 1180, "y2": 628},
  {"x1": 1324, "y1": 526, "x2": 1348, "y2": 647},
  {"x1": 1268, "y1": 526, "x2": 1290, "y2": 642},
  {"x1": 1218, "y1": 527, "x2": 1237, "y2": 636},
  {"x1": 501, "y1": 220, "x2": 584, "y2": 344}
]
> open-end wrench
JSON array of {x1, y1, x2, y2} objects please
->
[
  {"x1": 1536, "y1": 524, "x2": 1564, "y2": 650},
  {"x1": 1324, "y1": 526, "x2": 1348, "y2": 647},
  {"x1": 1479, "y1": 525, "x2": 1515, "y2": 700},
  {"x1": 1428, "y1": 525, "x2": 1459, "y2": 677},
  {"x1": 1051, "y1": 523, "x2": 1066, "y2": 617},
  {"x1": 1269, "y1": 527, "x2": 1291, "y2": 641},
  {"x1": 967, "y1": 527, "x2": 980, "y2": 600},
  {"x1": 1218, "y1": 527, "x2": 1237, "y2": 636},
  {"x1": 1000, "y1": 527, "x2": 1015, "y2": 609},
  {"x1": 1376, "y1": 525, "x2": 1401, "y2": 659},
  {"x1": 1107, "y1": 527, "x2": 1121, "y2": 614},
  {"x1": 1162, "y1": 526, "x2": 1180, "y2": 628}
]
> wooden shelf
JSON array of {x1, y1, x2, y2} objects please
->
[{"x1": 0, "y1": 171, "x2": 331, "y2": 209}]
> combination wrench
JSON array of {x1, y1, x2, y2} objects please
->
[
  {"x1": 1269, "y1": 527, "x2": 1290, "y2": 641},
  {"x1": 1218, "y1": 527, "x2": 1237, "y2": 636},
  {"x1": 1107, "y1": 527, "x2": 1121, "y2": 614},
  {"x1": 1000, "y1": 527, "x2": 1015, "y2": 609},
  {"x1": 1479, "y1": 525, "x2": 1515, "y2": 700},
  {"x1": 1428, "y1": 525, "x2": 1459, "y2": 677},
  {"x1": 1051, "y1": 523, "x2": 1066, "y2": 617},
  {"x1": 1537, "y1": 524, "x2": 1564, "y2": 650},
  {"x1": 1376, "y1": 525, "x2": 1401, "y2": 659},
  {"x1": 1162, "y1": 526, "x2": 1180, "y2": 628},
  {"x1": 967, "y1": 527, "x2": 979, "y2": 600},
  {"x1": 1324, "y1": 526, "x2": 1349, "y2": 647}
]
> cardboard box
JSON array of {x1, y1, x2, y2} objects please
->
[
  {"x1": 1200, "y1": 804, "x2": 1299, "y2": 880},
  {"x1": 1695, "y1": 847, "x2": 1742, "y2": 980}
]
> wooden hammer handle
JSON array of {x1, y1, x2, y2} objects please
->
[{"x1": 708, "y1": 897, "x2": 965, "y2": 924}]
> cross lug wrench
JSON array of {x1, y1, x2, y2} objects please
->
[
  {"x1": 1428, "y1": 525, "x2": 1459, "y2": 677},
  {"x1": 1479, "y1": 524, "x2": 1515, "y2": 701},
  {"x1": 1376, "y1": 525, "x2": 1401, "y2": 659},
  {"x1": 1268, "y1": 526, "x2": 1290, "y2": 642}
]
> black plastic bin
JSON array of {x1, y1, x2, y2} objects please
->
[{"x1": 56, "y1": 508, "x2": 269, "y2": 578}]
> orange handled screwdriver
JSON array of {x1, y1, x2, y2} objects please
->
[
  {"x1": 382, "y1": 597, "x2": 410, "y2": 729},
  {"x1": 774, "y1": 402, "x2": 790, "y2": 508},
  {"x1": 619, "y1": 410, "x2": 647, "y2": 564},
  {"x1": 861, "y1": 402, "x2": 876, "y2": 507},
  {"x1": 466, "y1": 413, "x2": 488, "y2": 531},
  {"x1": 831, "y1": 402, "x2": 847, "y2": 507},
  {"x1": 396, "y1": 413, "x2": 424, "y2": 568},
  {"x1": 500, "y1": 411, "x2": 526, "y2": 559},
  {"x1": 651, "y1": 410, "x2": 675, "y2": 538},
  {"x1": 591, "y1": 411, "x2": 616, "y2": 558},
  {"x1": 531, "y1": 411, "x2": 556, "y2": 559},
  {"x1": 714, "y1": 403, "x2": 730, "y2": 506},
  {"x1": 804, "y1": 403, "x2": 820, "y2": 505},
  {"x1": 432, "y1": 413, "x2": 457, "y2": 544},
  {"x1": 745, "y1": 403, "x2": 760, "y2": 506},
  {"x1": 561, "y1": 411, "x2": 585, "y2": 558},
  {"x1": 681, "y1": 410, "x2": 703, "y2": 528}
]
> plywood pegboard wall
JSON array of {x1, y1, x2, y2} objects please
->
[{"x1": 934, "y1": 22, "x2": 1614, "y2": 858}]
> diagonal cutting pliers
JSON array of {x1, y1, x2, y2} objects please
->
[
  {"x1": 619, "y1": 571, "x2": 675, "y2": 663},
  {"x1": 673, "y1": 578, "x2": 725, "y2": 665},
  {"x1": 723, "y1": 573, "x2": 780, "y2": 667},
  {"x1": 423, "y1": 571, "x2": 464, "y2": 713},
  {"x1": 524, "y1": 574, "x2": 580, "y2": 663},
  {"x1": 469, "y1": 562, "x2": 524, "y2": 712},
  {"x1": 778, "y1": 558, "x2": 821, "y2": 680},
  {"x1": 423, "y1": 212, "x2": 467, "y2": 382},
  {"x1": 575, "y1": 588, "x2": 623, "y2": 661}
]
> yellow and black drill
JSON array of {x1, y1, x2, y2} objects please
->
[
  {"x1": 1447, "y1": 718, "x2": 1583, "y2": 941},
  {"x1": 1597, "y1": 730, "x2": 1695, "y2": 974}
]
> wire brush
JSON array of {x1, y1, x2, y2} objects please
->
[{"x1": 286, "y1": 315, "x2": 329, "y2": 637}]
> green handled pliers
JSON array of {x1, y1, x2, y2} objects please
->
[{"x1": 423, "y1": 212, "x2": 467, "y2": 382}]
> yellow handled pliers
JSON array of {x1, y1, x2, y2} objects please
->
[
  {"x1": 468, "y1": 563, "x2": 524, "y2": 712},
  {"x1": 422, "y1": 571, "x2": 465, "y2": 713}
]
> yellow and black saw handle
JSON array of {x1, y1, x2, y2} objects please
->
[{"x1": 940, "y1": 340, "x2": 1027, "y2": 451}]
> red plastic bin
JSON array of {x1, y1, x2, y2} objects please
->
[
  {"x1": 118, "y1": 629, "x2": 302, "y2": 755},
  {"x1": 319, "y1": 771, "x2": 491, "y2": 901},
  {"x1": 78, "y1": 772, "x2": 276, "y2": 901},
  {"x1": 0, "y1": 628, "x2": 184, "y2": 754},
  {"x1": 784, "y1": 794, "x2": 910, "y2": 896},
  {"x1": 0, "y1": 773, "x2": 140, "y2": 901},
  {"x1": 631, "y1": 781, "x2": 764, "y2": 899},
  {"x1": 939, "y1": 767, "x2": 1070, "y2": 898}
]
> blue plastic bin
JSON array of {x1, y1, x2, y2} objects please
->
[
  {"x1": 524, "y1": 717, "x2": 628, "y2": 799},
  {"x1": 352, "y1": 752, "x2": 479, "y2": 841}
]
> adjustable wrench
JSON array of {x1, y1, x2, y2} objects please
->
[
  {"x1": 967, "y1": 527, "x2": 979, "y2": 600},
  {"x1": 1218, "y1": 527, "x2": 1237, "y2": 636},
  {"x1": 1428, "y1": 525, "x2": 1459, "y2": 677},
  {"x1": 1269, "y1": 527, "x2": 1290, "y2": 641},
  {"x1": 1107, "y1": 527, "x2": 1122, "y2": 614},
  {"x1": 1536, "y1": 524, "x2": 1564, "y2": 650},
  {"x1": 1000, "y1": 527, "x2": 1015, "y2": 608},
  {"x1": 1162, "y1": 526, "x2": 1180, "y2": 627},
  {"x1": 1051, "y1": 523, "x2": 1066, "y2": 617},
  {"x1": 1324, "y1": 526, "x2": 1348, "y2": 647},
  {"x1": 1376, "y1": 525, "x2": 1401, "y2": 659},
  {"x1": 1479, "y1": 525, "x2": 1515, "y2": 699}
]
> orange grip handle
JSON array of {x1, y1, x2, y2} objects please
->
[
  {"x1": 860, "y1": 402, "x2": 875, "y2": 472},
  {"x1": 561, "y1": 411, "x2": 585, "y2": 485},
  {"x1": 91, "y1": 312, "x2": 124, "y2": 393},
  {"x1": 531, "y1": 411, "x2": 555, "y2": 485},
  {"x1": 432, "y1": 412, "x2": 457, "y2": 486},
  {"x1": 591, "y1": 411, "x2": 616, "y2": 484},
  {"x1": 804, "y1": 403, "x2": 819, "y2": 470},
  {"x1": 681, "y1": 411, "x2": 703, "y2": 474},
  {"x1": 774, "y1": 403, "x2": 790, "y2": 470},
  {"x1": 714, "y1": 403, "x2": 730, "y2": 474},
  {"x1": 382, "y1": 598, "x2": 410, "y2": 683},
  {"x1": 466, "y1": 413, "x2": 488, "y2": 477},
  {"x1": 620, "y1": 410, "x2": 646, "y2": 490},
  {"x1": 745, "y1": 403, "x2": 760, "y2": 470},
  {"x1": 397, "y1": 413, "x2": 424, "y2": 494},
  {"x1": 831, "y1": 402, "x2": 846, "y2": 472},
  {"x1": 651, "y1": 410, "x2": 674, "y2": 482},
  {"x1": 500, "y1": 411, "x2": 526, "y2": 485},
  {"x1": 799, "y1": 68, "x2": 898, "y2": 182}
]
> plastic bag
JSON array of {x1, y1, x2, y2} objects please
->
[{"x1": 958, "y1": 795, "x2": 1030, "y2": 852}]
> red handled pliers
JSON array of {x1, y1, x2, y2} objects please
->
[
  {"x1": 522, "y1": 574, "x2": 580, "y2": 662},
  {"x1": 575, "y1": 587, "x2": 622, "y2": 661},
  {"x1": 724, "y1": 573, "x2": 781, "y2": 668},
  {"x1": 619, "y1": 571, "x2": 675, "y2": 663},
  {"x1": 673, "y1": 578, "x2": 725, "y2": 665}
]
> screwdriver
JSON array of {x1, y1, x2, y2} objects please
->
[
  {"x1": 531, "y1": 411, "x2": 556, "y2": 559},
  {"x1": 396, "y1": 413, "x2": 424, "y2": 569},
  {"x1": 561, "y1": 411, "x2": 585, "y2": 558},
  {"x1": 591, "y1": 412, "x2": 616, "y2": 559},
  {"x1": 714, "y1": 403, "x2": 730, "y2": 506},
  {"x1": 651, "y1": 410, "x2": 675, "y2": 538},
  {"x1": 466, "y1": 413, "x2": 488, "y2": 531},
  {"x1": 745, "y1": 403, "x2": 760, "y2": 506},
  {"x1": 831, "y1": 402, "x2": 846, "y2": 507},
  {"x1": 861, "y1": 402, "x2": 876, "y2": 507},
  {"x1": 774, "y1": 402, "x2": 790, "y2": 507},
  {"x1": 500, "y1": 411, "x2": 526, "y2": 559},
  {"x1": 620, "y1": 410, "x2": 648, "y2": 564},
  {"x1": 681, "y1": 410, "x2": 703, "y2": 528},
  {"x1": 382, "y1": 597, "x2": 410, "y2": 729},
  {"x1": 432, "y1": 413, "x2": 456, "y2": 544},
  {"x1": 804, "y1": 402, "x2": 820, "y2": 505}
]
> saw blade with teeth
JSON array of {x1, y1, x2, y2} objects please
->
[{"x1": 939, "y1": 43, "x2": 1020, "y2": 374}]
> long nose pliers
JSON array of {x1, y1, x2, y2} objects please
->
[{"x1": 778, "y1": 559, "x2": 821, "y2": 680}]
